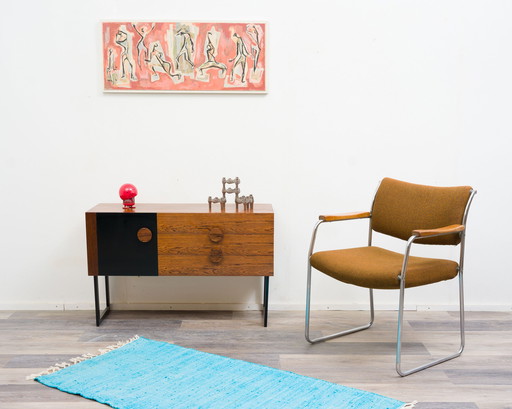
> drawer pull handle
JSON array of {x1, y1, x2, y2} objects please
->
[
  {"x1": 137, "y1": 227, "x2": 153, "y2": 243},
  {"x1": 209, "y1": 248, "x2": 223, "y2": 264},
  {"x1": 208, "y1": 227, "x2": 224, "y2": 243}
]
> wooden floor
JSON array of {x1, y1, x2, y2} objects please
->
[{"x1": 0, "y1": 309, "x2": 510, "y2": 409}]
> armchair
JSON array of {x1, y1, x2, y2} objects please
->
[{"x1": 305, "y1": 177, "x2": 476, "y2": 376}]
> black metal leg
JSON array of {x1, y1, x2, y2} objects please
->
[
  {"x1": 94, "y1": 276, "x2": 100, "y2": 326},
  {"x1": 94, "y1": 276, "x2": 111, "y2": 327},
  {"x1": 105, "y1": 276, "x2": 110, "y2": 307},
  {"x1": 263, "y1": 276, "x2": 269, "y2": 327}
]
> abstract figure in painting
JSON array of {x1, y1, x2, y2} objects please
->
[
  {"x1": 106, "y1": 48, "x2": 118, "y2": 85},
  {"x1": 132, "y1": 23, "x2": 155, "y2": 68},
  {"x1": 175, "y1": 26, "x2": 195, "y2": 70},
  {"x1": 229, "y1": 32, "x2": 250, "y2": 83},
  {"x1": 147, "y1": 43, "x2": 181, "y2": 81},
  {"x1": 115, "y1": 28, "x2": 137, "y2": 81},
  {"x1": 198, "y1": 31, "x2": 227, "y2": 78},
  {"x1": 247, "y1": 25, "x2": 261, "y2": 74}
]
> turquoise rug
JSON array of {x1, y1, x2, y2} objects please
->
[{"x1": 31, "y1": 336, "x2": 411, "y2": 409}]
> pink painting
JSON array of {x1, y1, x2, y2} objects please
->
[{"x1": 103, "y1": 22, "x2": 266, "y2": 92}]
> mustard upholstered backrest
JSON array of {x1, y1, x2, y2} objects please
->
[{"x1": 371, "y1": 178, "x2": 473, "y2": 245}]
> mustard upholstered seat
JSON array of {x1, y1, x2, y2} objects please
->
[
  {"x1": 310, "y1": 246, "x2": 459, "y2": 289},
  {"x1": 305, "y1": 177, "x2": 476, "y2": 376}
]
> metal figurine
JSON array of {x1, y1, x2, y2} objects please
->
[{"x1": 208, "y1": 177, "x2": 254, "y2": 211}]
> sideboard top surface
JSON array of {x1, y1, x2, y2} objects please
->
[{"x1": 87, "y1": 203, "x2": 273, "y2": 214}]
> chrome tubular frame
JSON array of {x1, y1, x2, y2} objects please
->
[
  {"x1": 396, "y1": 189, "x2": 477, "y2": 376},
  {"x1": 305, "y1": 218, "x2": 374, "y2": 344}
]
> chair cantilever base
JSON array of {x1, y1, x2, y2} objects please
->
[
  {"x1": 395, "y1": 271, "x2": 465, "y2": 377},
  {"x1": 306, "y1": 262, "x2": 466, "y2": 377},
  {"x1": 396, "y1": 349, "x2": 463, "y2": 377},
  {"x1": 305, "y1": 321, "x2": 374, "y2": 344},
  {"x1": 305, "y1": 262, "x2": 375, "y2": 344}
]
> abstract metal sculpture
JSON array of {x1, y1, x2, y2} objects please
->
[{"x1": 208, "y1": 177, "x2": 254, "y2": 211}]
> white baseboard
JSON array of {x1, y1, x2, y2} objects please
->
[
  {"x1": 1, "y1": 302, "x2": 511, "y2": 312},
  {"x1": 0, "y1": 303, "x2": 64, "y2": 310},
  {"x1": 109, "y1": 303, "x2": 262, "y2": 311}
]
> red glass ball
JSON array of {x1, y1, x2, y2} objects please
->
[{"x1": 119, "y1": 183, "x2": 138, "y2": 200}]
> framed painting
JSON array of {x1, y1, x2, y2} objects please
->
[{"x1": 102, "y1": 22, "x2": 266, "y2": 93}]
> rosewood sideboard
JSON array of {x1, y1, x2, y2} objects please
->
[{"x1": 85, "y1": 203, "x2": 274, "y2": 326}]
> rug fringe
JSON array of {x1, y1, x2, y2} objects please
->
[
  {"x1": 26, "y1": 335, "x2": 139, "y2": 380},
  {"x1": 401, "y1": 401, "x2": 418, "y2": 408}
]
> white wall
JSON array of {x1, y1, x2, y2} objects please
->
[{"x1": 1, "y1": 0, "x2": 511, "y2": 311}]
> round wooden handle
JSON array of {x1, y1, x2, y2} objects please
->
[
  {"x1": 209, "y1": 248, "x2": 223, "y2": 264},
  {"x1": 208, "y1": 227, "x2": 224, "y2": 243},
  {"x1": 137, "y1": 227, "x2": 153, "y2": 243}
]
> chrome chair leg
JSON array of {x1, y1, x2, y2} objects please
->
[
  {"x1": 396, "y1": 272, "x2": 465, "y2": 376},
  {"x1": 305, "y1": 262, "x2": 375, "y2": 344}
]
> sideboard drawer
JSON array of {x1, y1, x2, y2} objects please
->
[
  {"x1": 158, "y1": 255, "x2": 274, "y2": 276},
  {"x1": 157, "y1": 234, "x2": 273, "y2": 256},
  {"x1": 157, "y1": 213, "x2": 274, "y2": 234}
]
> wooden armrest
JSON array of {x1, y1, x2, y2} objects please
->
[
  {"x1": 319, "y1": 211, "x2": 371, "y2": 222},
  {"x1": 412, "y1": 224, "x2": 465, "y2": 237}
]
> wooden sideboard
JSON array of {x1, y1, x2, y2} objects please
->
[{"x1": 86, "y1": 203, "x2": 274, "y2": 326}]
